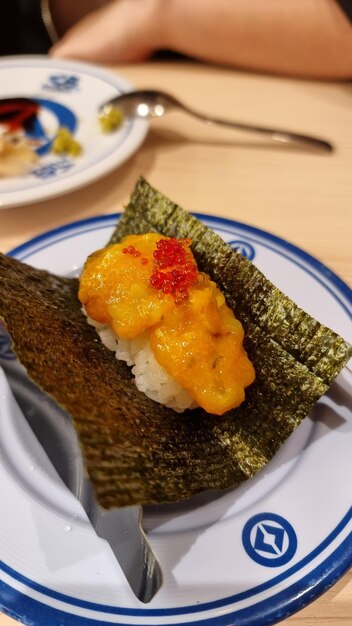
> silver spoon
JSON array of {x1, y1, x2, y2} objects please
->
[{"x1": 101, "y1": 89, "x2": 333, "y2": 153}]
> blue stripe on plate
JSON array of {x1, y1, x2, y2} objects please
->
[
  {"x1": 1, "y1": 528, "x2": 351, "y2": 626},
  {"x1": 0, "y1": 464, "x2": 350, "y2": 617},
  {"x1": 8, "y1": 214, "x2": 119, "y2": 259}
]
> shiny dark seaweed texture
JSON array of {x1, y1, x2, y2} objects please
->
[{"x1": 0, "y1": 178, "x2": 350, "y2": 507}]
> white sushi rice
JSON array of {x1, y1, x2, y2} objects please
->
[{"x1": 85, "y1": 311, "x2": 198, "y2": 413}]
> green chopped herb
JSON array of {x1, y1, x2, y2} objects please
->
[
  {"x1": 99, "y1": 105, "x2": 124, "y2": 133},
  {"x1": 51, "y1": 127, "x2": 82, "y2": 157}
]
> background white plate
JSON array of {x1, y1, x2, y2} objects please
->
[
  {"x1": 0, "y1": 214, "x2": 351, "y2": 626},
  {"x1": 0, "y1": 57, "x2": 148, "y2": 209}
]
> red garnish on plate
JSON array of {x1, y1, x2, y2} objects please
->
[{"x1": 0, "y1": 98, "x2": 39, "y2": 133}]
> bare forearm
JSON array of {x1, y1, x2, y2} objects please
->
[
  {"x1": 51, "y1": 0, "x2": 352, "y2": 79},
  {"x1": 159, "y1": 0, "x2": 352, "y2": 78}
]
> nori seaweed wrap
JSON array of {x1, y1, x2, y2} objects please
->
[{"x1": 0, "y1": 177, "x2": 350, "y2": 507}]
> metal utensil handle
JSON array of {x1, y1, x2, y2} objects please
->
[
  {"x1": 82, "y1": 480, "x2": 163, "y2": 603},
  {"x1": 184, "y1": 104, "x2": 333, "y2": 153}
]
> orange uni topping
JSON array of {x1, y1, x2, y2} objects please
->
[{"x1": 78, "y1": 233, "x2": 255, "y2": 415}]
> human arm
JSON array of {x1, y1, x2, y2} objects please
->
[{"x1": 50, "y1": 0, "x2": 352, "y2": 79}]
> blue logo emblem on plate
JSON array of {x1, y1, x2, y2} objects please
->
[
  {"x1": 31, "y1": 158, "x2": 74, "y2": 179},
  {"x1": 242, "y1": 513, "x2": 297, "y2": 567},
  {"x1": 42, "y1": 74, "x2": 80, "y2": 93},
  {"x1": 229, "y1": 240, "x2": 255, "y2": 260}
]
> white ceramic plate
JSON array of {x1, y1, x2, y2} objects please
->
[
  {"x1": 0, "y1": 214, "x2": 351, "y2": 626},
  {"x1": 0, "y1": 57, "x2": 148, "y2": 209}
]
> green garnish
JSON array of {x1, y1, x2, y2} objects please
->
[
  {"x1": 51, "y1": 127, "x2": 82, "y2": 157},
  {"x1": 99, "y1": 105, "x2": 124, "y2": 133}
]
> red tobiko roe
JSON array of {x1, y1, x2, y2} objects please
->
[
  {"x1": 122, "y1": 244, "x2": 148, "y2": 265},
  {"x1": 150, "y1": 238, "x2": 198, "y2": 300},
  {"x1": 122, "y1": 236, "x2": 199, "y2": 300},
  {"x1": 122, "y1": 245, "x2": 141, "y2": 257},
  {"x1": 153, "y1": 237, "x2": 192, "y2": 268}
]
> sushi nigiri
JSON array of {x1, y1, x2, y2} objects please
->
[
  {"x1": 78, "y1": 233, "x2": 255, "y2": 415},
  {"x1": 0, "y1": 177, "x2": 350, "y2": 507}
]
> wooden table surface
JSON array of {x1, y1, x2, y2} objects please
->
[{"x1": 0, "y1": 60, "x2": 351, "y2": 626}]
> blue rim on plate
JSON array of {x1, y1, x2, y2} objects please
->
[{"x1": 0, "y1": 214, "x2": 351, "y2": 626}]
